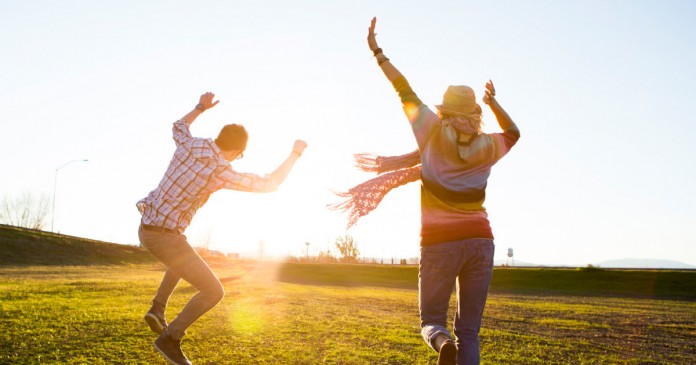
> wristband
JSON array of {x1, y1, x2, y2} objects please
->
[
  {"x1": 291, "y1": 151, "x2": 302, "y2": 157},
  {"x1": 377, "y1": 55, "x2": 390, "y2": 66},
  {"x1": 195, "y1": 103, "x2": 206, "y2": 112},
  {"x1": 372, "y1": 48, "x2": 383, "y2": 56}
]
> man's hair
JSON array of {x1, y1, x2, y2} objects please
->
[{"x1": 215, "y1": 124, "x2": 248, "y2": 152}]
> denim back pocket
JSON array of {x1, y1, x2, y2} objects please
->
[
  {"x1": 473, "y1": 243, "x2": 495, "y2": 272},
  {"x1": 421, "y1": 251, "x2": 457, "y2": 278}
]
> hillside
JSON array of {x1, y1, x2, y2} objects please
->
[
  {"x1": 0, "y1": 224, "x2": 155, "y2": 266},
  {"x1": 278, "y1": 263, "x2": 696, "y2": 300}
]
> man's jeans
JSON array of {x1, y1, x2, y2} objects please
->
[
  {"x1": 419, "y1": 238, "x2": 495, "y2": 365},
  {"x1": 138, "y1": 225, "x2": 224, "y2": 340}
]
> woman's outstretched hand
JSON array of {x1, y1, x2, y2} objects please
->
[
  {"x1": 367, "y1": 17, "x2": 380, "y2": 53},
  {"x1": 483, "y1": 80, "x2": 496, "y2": 105}
]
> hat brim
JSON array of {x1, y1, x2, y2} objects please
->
[{"x1": 435, "y1": 105, "x2": 477, "y2": 117}]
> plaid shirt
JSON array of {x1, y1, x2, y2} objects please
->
[{"x1": 137, "y1": 119, "x2": 278, "y2": 232}]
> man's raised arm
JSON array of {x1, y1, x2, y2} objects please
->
[{"x1": 181, "y1": 92, "x2": 219, "y2": 125}]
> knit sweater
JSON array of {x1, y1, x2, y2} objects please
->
[{"x1": 392, "y1": 77, "x2": 520, "y2": 246}]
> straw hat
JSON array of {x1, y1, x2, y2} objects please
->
[{"x1": 435, "y1": 85, "x2": 481, "y2": 117}]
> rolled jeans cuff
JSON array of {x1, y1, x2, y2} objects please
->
[{"x1": 421, "y1": 324, "x2": 452, "y2": 351}]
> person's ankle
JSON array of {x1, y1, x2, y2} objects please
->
[
  {"x1": 152, "y1": 299, "x2": 166, "y2": 311},
  {"x1": 434, "y1": 333, "x2": 452, "y2": 351}
]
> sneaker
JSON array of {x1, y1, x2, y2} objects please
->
[
  {"x1": 437, "y1": 339, "x2": 457, "y2": 365},
  {"x1": 154, "y1": 332, "x2": 192, "y2": 365},
  {"x1": 144, "y1": 304, "x2": 167, "y2": 334}
]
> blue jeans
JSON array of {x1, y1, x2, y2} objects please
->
[
  {"x1": 138, "y1": 225, "x2": 225, "y2": 339},
  {"x1": 419, "y1": 238, "x2": 495, "y2": 365}
]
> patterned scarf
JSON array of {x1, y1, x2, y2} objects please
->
[{"x1": 330, "y1": 115, "x2": 481, "y2": 228}]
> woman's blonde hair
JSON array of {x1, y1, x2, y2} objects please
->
[{"x1": 439, "y1": 107, "x2": 484, "y2": 135}]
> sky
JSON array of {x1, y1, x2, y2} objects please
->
[{"x1": 1, "y1": 0, "x2": 695, "y2": 267}]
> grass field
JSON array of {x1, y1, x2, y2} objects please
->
[{"x1": 1, "y1": 262, "x2": 695, "y2": 364}]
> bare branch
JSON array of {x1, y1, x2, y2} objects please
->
[{"x1": 0, "y1": 192, "x2": 51, "y2": 230}]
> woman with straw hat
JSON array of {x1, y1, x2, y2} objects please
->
[{"x1": 332, "y1": 18, "x2": 520, "y2": 365}]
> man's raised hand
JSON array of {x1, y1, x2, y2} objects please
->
[
  {"x1": 293, "y1": 140, "x2": 308, "y2": 156},
  {"x1": 198, "y1": 92, "x2": 219, "y2": 111}
]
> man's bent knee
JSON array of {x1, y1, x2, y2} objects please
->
[{"x1": 206, "y1": 281, "x2": 225, "y2": 305}]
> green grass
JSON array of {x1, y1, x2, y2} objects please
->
[
  {"x1": 1, "y1": 263, "x2": 695, "y2": 364},
  {"x1": 1, "y1": 226, "x2": 694, "y2": 364}
]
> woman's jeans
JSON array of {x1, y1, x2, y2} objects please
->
[
  {"x1": 419, "y1": 238, "x2": 495, "y2": 365},
  {"x1": 138, "y1": 225, "x2": 224, "y2": 340}
]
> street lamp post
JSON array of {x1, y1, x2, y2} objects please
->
[{"x1": 51, "y1": 159, "x2": 88, "y2": 232}]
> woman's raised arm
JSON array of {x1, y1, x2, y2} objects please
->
[
  {"x1": 483, "y1": 80, "x2": 519, "y2": 133},
  {"x1": 368, "y1": 17, "x2": 404, "y2": 83}
]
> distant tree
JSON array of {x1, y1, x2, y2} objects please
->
[
  {"x1": 0, "y1": 192, "x2": 50, "y2": 230},
  {"x1": 316, "y1": 249, "x2": 337, "y2": 263},
  {"x1": 579, "y1": 264, "x2": 604, "y2": 272},
  {"x1": 334, "y1": 234, "x2": 360, "y2": 263}
]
